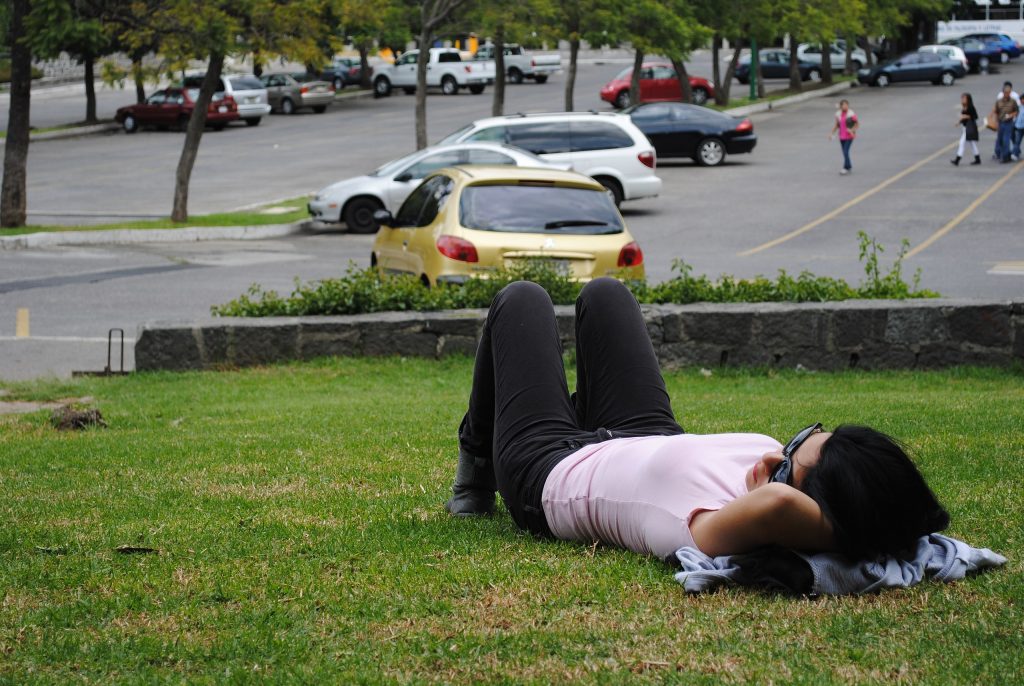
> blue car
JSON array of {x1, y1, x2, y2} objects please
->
[
  {"x1": 962, "y1": 33, "x2": 1021, "y2": 62},
  {"x1": 857, "y1": 51, "x2": 966, "y2": 88},
  {"x1": 942, "y1": 37, "x2": 1005, "y2": 72}
]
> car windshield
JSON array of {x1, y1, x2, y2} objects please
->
[
  {"x1": 228, "y1": 76, "x2": 265, "y2": 90},
  {"x1": 460, "y1": 184, "x2": 623, "y2": 234},
  {"x1": 614, "y1": 67, "x2": 633, "y2": 80},
  {"x1": 438, "y1": 124, "x2": 474, "y2": 145},
  {"x1": 370, "y1": 149, "x2": 431, "y2": 177}
]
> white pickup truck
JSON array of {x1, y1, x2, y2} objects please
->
[
  {"x1": 473, "y1": 44, "x2": 562, "y2": 84},
  {"x1": 373, "y1": 48, "x2": 495, "y2": 96}
]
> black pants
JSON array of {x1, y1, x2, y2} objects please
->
[{"x1": 459, "y1": 278, "x2": 684, "y2": 536}]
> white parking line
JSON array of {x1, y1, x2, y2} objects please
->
[{"x1": 988, "y1": 262, "x2": 1024, "y2": 276}]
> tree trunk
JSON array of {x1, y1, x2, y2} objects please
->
[
  {"x1": 83, "y1": 52, "x2": 97, "y2": 123},
  {"x1": 720, "y1": 42, "x2": 742, "y2": 104},
  {"x1": 492, "y1": 28, "x2": 505, "y2": 117},
  {"x1": 756, "y1": 51, "x2": 765, "y2": 98},
  {"x1": 844, "y1": 37, "x2": 854, "y2": 75},
  {"x1": 171, "y1": 52, "x2": 224, "y2": 223},
  {"x1": 788, "y1": 40, "x2": 802, "y2": 92},
  {"x1": 1, "y1": 0, "x2": 31, "y2": 228},
  {"x1": 415, "y1": 26, "x2": 431, "y2": 150},
  {"x1": 564, "y1": 37, "x2": 579, "y2": 111},
  {"x1": 628, "y1": 49, "x2": 643, "y2": 107},
  {"x1": 132, "y1": 55, "x2": 146, "y2": 103},
  {"x1": 359, "y1": 45, "x2": 371, "y2": 89},
  {"x1": 821, "y1": 42, "x2": 833, "y2": 85},
  {"x1": 712, "y1": 34, "x2": 724, "y2": 105},
  {"x1": 671, "y1": 57, "x2": 692, "y2": 103}
]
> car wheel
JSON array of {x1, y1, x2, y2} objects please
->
[
  {"x1": 281, "y1": 98, "x2": 294, "y2": 114},
  {"x1": 875, "y1": 73, "x2": 890, "y2": 88},
  {"x1": 691, "y1": 87, "x2": 709, "y2": 105},
  {"x1": 374, "y1": 77, "x2": 391, "y2": 97},
  {"x1": 1001, "y1": 52, "x2": 1009, "y2": 64},
  {"x1": 468, "y1": 84, "x2": 485, "y2": 94},
  {"x1": 212, "y1": 123, "x2": 226, "y2": 131},
  {"x1": 614, "y1": 90, "x2": 631, "y2": 109},
  {"x1": 344, "y1": 197, "x2": 384, "y2": 234},
  {"x1": 245, "y1": 117, "x2": 261, "y2": 127},
  {"x1": 534, "y1": 74, "x2": 548, "y2": 84},
  {"x1": 737, "y1": 76, "x2": 749, "y2": 85},
  {"x1": 333, "y1": 77, "x2": 344, "y2": 90},
  {"x1": 851, "y1": 60, "x2": 863, "y2": 71},
  {"x1": 441, "y1": 76, "x2": 458, "y2": 95},
  {"x1": 807, "y1": 68, "x2": 822, "y2": 82},
  {"x1": 695, "y1": 138, "x2": 726, "y2": 166},
  {"x1": 594, "y1": 177, "x2": 623, "y2": 207},
  {"x1": 176, "y1": 114, "x2": 189, "y2": 132},
  {"x1": 122, "y1": 115, "x2": 138, "y2": 134},
  {"x1": 508, "y1": 67, "x2": 524, "y2": 85},
  {"x1": 978, "y1": 56, "x2": 990, "y2": 71},
  {"x1": 312, "y1": 105, "x2": 327, "y2": 113},
  {"x1": 939, "y1": 71, "x2": 955, "y2": 86}
]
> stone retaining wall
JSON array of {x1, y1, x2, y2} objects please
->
[{"x1": 135, "y1": 299, "x2": 1024, "y2": 372}]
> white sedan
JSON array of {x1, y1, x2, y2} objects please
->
[
  {"x1": 308, "y1": 142, "x2": 570, "y2": 233},
  {"x1": 797, "y1": 43, "x2": 870, "y2": 70}
]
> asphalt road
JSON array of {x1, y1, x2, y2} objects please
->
[{"x1": 2, "y1": 58, "x2": 1023, "y2": 380}]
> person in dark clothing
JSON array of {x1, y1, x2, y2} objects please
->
[{"x1": 952, "y1": 93, "x2": 981, "y2": 166}]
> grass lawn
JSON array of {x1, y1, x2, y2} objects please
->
[
  {"x1": 1, "y1": 359, "x2": 1021, "y2": 683},
  {"x1": 0, "y1": 199, "x2": 310, "y2": 237},
  {"x1": 710, "y1": 76, "x2": 856, "y2": 111}
]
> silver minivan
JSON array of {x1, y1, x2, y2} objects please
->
[{"x1": 183, "y1": 73, "x2": 271, "y2": 126}]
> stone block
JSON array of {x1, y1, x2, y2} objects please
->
[
  {"x1": 424, "y1": 313, "x2": 486, "y2": 337},
  {"x1": 678, "y1": 311, "x2": 753, "y2": 347},
  {"x1": 135, "y1": 326, "x2": 202, "y2": 371},
  {"x1": 947, "y1": 305, "x2": 1012, "y2": 348},
  {"x1": 832, "y1": 308, "x2": 888, "y2": 349},
  {"x1": 438, "y1": 334, "x2": 478, "y2": 357},
  {"x1": 659, "y1": 312, "x2": 684, "y2": 343},
  {"x1": 756, "y1": 309, "x2": 828, "y2": 350},
  {"x1": 231, "y1": 323, "x2": 299, "y2": 367},
  {"x1": 298, "y1": 321, "x2": 361, "y2": 360},
  {"x1": 198, "y1": 326, "x2": 231, "y2": 365},
  {"x1": 884, "y1": 307, "x2": 949, "y2": 346},
  {"x1": 362, "y1": 322, "x2": 439, "y2": 358}
]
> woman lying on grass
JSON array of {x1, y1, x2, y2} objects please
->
[{"x1": 445, "y1": 278, "x2": 950, "y2": 560}]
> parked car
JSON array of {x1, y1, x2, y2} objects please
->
[
  {"x1": 259, "y1": 73, "x2": 333, "y2": 114},
  {"x1": 115, "y1": 88, "x2": 238, "y2": 133},
  {"x1": 961, "y1": 33, "x2": 1021, "y2": 62},
  {"x1": 182, "y1": 73, "x2": 269, "y2": 126},
  {"x1": 942, "y1": 37, "x2": 1004, "y2": 72},
  {"x1": 918, "y1": 44, "x2": 969, "y2": 72},
  {"x1": 599, "y1": 63, "x2": 714, "y2": 107},
  {"x1": 321, "y1": 57, "x2": 371, "y2": 89},
  {"x1": 624, "y1": 102, "x2": 755, "y2": 167},
  {"x1": 472, "y1": 43, "x2": 561, "y2": 84},
  {"x1": 857, "y1": 51, "x2": 966, "y2": 87},
  {"x1": 797, "y1": 43, "x2": 869, "y2": 70},
  {"x1": 372, "y1": 166, "x2": 645, "y2": 286},
  {"x1": 736, "y1": 48, "x2": 822, "y2": 84},
  {"x1": 373, "y1": 48, "x2": 495, "y2": 96},
  {"x1": 308, "y1": 142, "x2": 569, "y2": 233},
  {"x1": 439, "y1": 111, "x2": 661, "y2": 206}
]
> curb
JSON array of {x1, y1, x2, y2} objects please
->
[
  {"x1": 724, "y1": 80, "x2": 854, "y2": 117},
  {"x1": 0, "y1": 221, "x2": 309, "y2": 251}
]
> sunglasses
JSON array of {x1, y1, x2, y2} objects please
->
[{"x1": 769, "y1": 422, "x2": 823, "y2": 486}]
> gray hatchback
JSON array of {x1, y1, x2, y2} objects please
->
[{"x1": 260, "y1": 73, "x2": 334, "y2": 114}]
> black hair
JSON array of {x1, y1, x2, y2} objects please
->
[
  {"x1": 962, "y1": 92, "x2": 977, "y2": 120},
  {"x1": 800, "y1": 425, "x2": 949, "y2": 558},
  {"x1": 1004, "y1": 81, "x2": 1013, "y2": 89}
]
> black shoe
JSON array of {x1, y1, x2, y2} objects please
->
[
  {"x1": 971, "y1": 156, "x2": 982, "y2": 165},
  {"x1": 951, "y1": 156, "x2": 961, "y2": 166},
  {"x1": 445, "y1": 448, "x2": 496, "y2": 516}
]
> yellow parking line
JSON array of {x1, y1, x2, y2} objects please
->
[
  {"x1": 16, "y1": 309, "x2": 29, "y2": 338},
  {"x1": 906, "y1": 161, "x2": 1024, "y2": 259},
  {"x1": 738, "y1": 143, "x2": 956, "y2": 257}
]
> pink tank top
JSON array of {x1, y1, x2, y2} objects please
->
[{"x1": 541, "y1": 433, "x2": 782, "y2": 558}]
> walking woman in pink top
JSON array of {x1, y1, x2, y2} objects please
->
[
  {"x1": 445, "y1": 278, "x2": 949, "y2": 560},
  {"x1": 828, "y1": 99, "x2": 859, "y2": 175}
]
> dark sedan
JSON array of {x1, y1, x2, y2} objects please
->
[
  {"x1": 736, "y1": 49, "x2": 822, "y2": 84},
  {"x1": 857, "y1": 51, "x2": 966, "y2": 87},
  {"x1": 115, "y1": 88, "x2": 238, "y2": 133},
  {"x1": 624, "y1": 102, "x2": 756, "y2": 166},
  {"x1": 321, "y1": 57, "x2": 372, "y2": 89},
  {"x1": 942, "y1": 37, "x2": 1004, "y2": 72}
]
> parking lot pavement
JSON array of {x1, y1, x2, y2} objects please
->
[{"x1": 3, "y1": 59, "x2": 1024, "y2": 380}]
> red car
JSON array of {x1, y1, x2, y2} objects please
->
[
  {"x1": 115, "y1": 88, "x2": 239, "y2": 133},
  {"x1": 600, "y1": 62, "x2": 715, "y2": 109}
]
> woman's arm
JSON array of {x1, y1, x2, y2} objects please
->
[{"x1": 689, "y1": 483, "x2": 835, "y2": 557}]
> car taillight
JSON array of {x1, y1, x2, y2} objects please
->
[
  {"x1": 638, "y1": 150, "x2": 656, "y2": 168},
  {"x1": 617, "y1": 241, "x2": 643, "y2": 267},
  {"x1": 437, "y1": 236, "x2": 479, "y2": 262},
  {"x1": 300, "y1": 85, "x2": 309, "y2": 94},
  {"x1": 531, "y1": 59, "x2": 536, "y2": 67},
  {"x1": 736, "y1": 118, "x2": 753, "y2": 133}
]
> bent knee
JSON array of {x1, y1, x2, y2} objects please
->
[
  {"x1": 491, "y1": 280, "x2": 552, "y2": 310},
  {"x1": 578, "y1": 277, "x2": 634, "y2": 307}
]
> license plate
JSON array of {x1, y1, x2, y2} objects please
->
[
  {"x1": 218, "y1": 106, "x2": 227, "y2": 113},
  {"x1": 246, "y1": 96, "x2": 257, "y2": 103}
]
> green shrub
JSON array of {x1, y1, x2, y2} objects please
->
[
  {"x1": 0, "y1": 59, "x2": 44, "y2": 83},
  {"x1": 212, "y1": 233, "x2": 939, "y2": 317}
]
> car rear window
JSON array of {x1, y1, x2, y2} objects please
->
[
  {"x1": 228, "y1": 76, "x2": 265, "y2": 90},
  {"x1": 507, "y1": 122, "x2": 571, "y2": 154},
  {"x1": 438, "y1": 52, "x2": 462, "y2": 63},
  {"x1": 460, "y1": 184, "x2": 623, "y2": 234},
  {"x1": 570, "y1": 121, "x2": 634, "y2": 151},
  {"x1": 183, "y1": 76, "x2": 226, "y2": 91}
]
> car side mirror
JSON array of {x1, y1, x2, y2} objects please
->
[
  {"x1": 894, "y1": 61, "x2": 902, "y2": 67},
  {"x1": 394, "y1": 173, "x2": 413, "y2": 183},
  {"x1": 373, "y1": 209, "x2": 396, "y2": 227}
]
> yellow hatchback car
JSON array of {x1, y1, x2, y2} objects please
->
[{"x1": 371, "y1": 166, "x2": 645, "y2": 286}]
